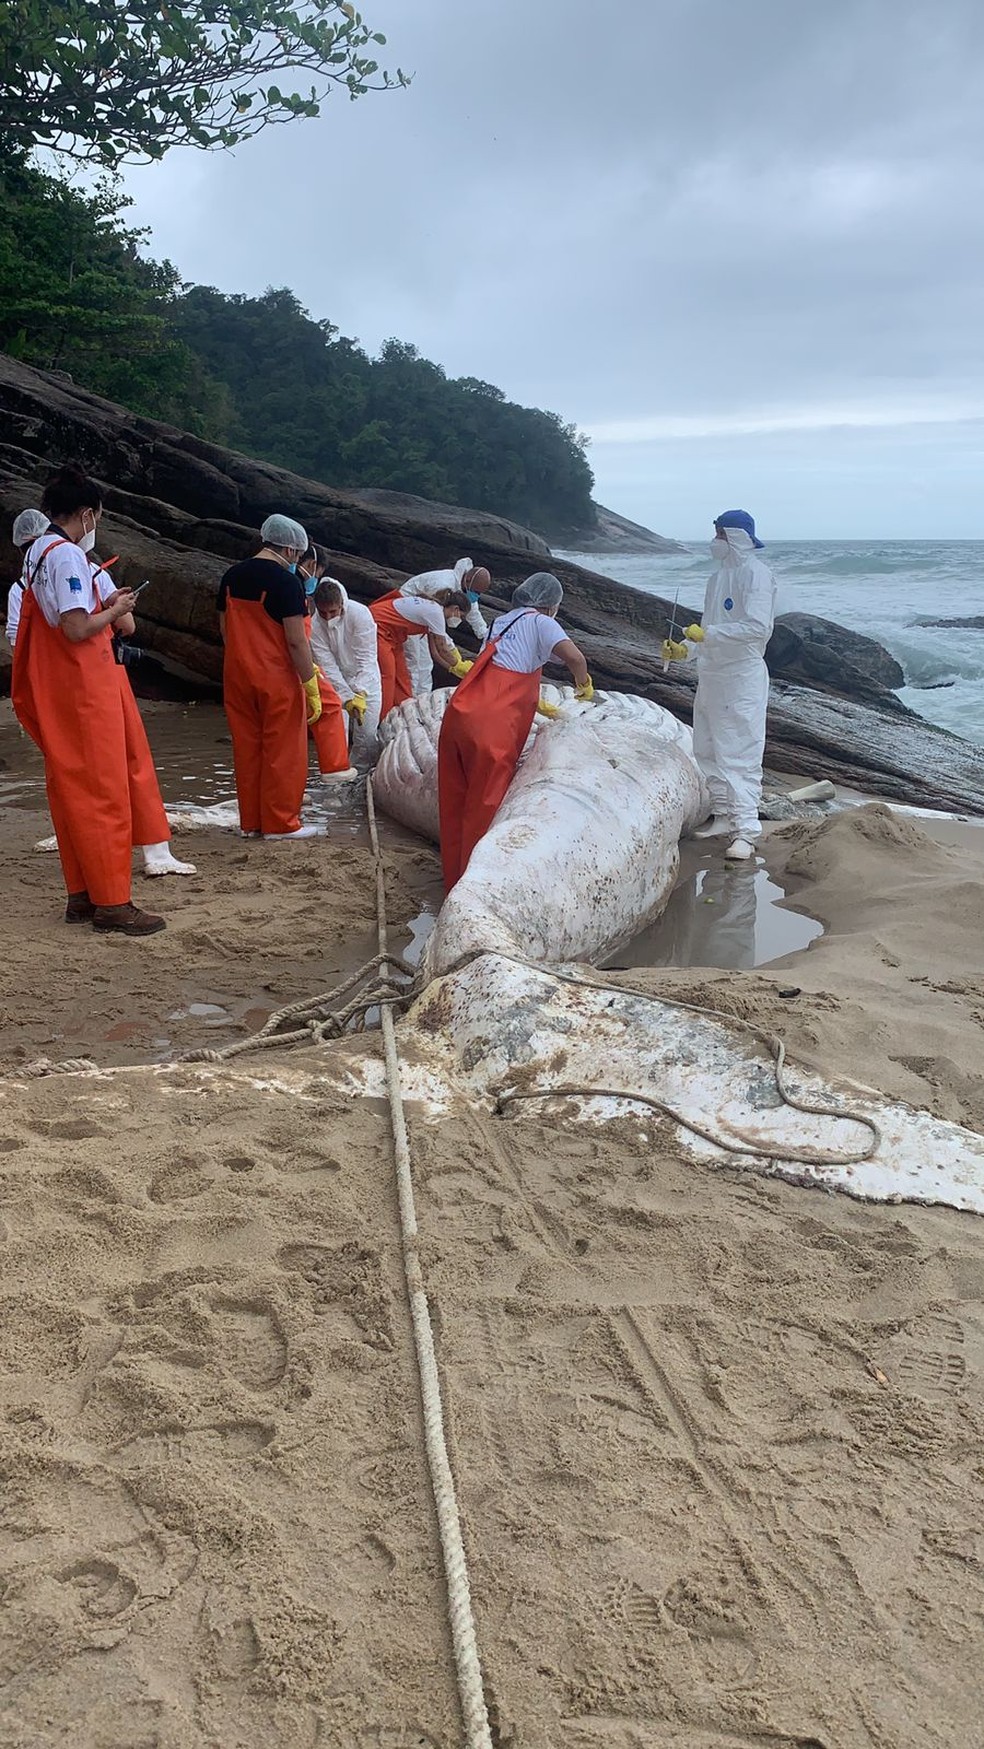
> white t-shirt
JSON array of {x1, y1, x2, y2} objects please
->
[
  {"x1": 24, "y1": 534, "x2": 99, "y2": 629},
  {"x1": 5, "y1": 579, "x2": 24, "y2": 647},
  {"x1": 393, "y1": 596, "x2": 447, "y2": 636},
  {"x1": 489, "y1": 608, "x2": 568, "y2": 674}
]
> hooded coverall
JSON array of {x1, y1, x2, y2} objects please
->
[{"x1": 692, "y1": 530, "x2": 777, "y2": 841}]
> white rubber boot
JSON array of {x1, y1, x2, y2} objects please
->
[
  {"x1": 693, "y1": 815, "x2": 731, "y2": 839},
  {"x1": 263, "y1": 824, "x2": 321, "y2": 841},
  {"x1": 724, "y1": 836, "x2": 755, "y2": 861},
  {"x1": 320, "y1": 766, "x2": 359, "y2": 784},
  {"x1": 142, "y1": 841, "x2": 198, "y2": 876}
]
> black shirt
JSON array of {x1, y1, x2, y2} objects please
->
[{"x1": 218, "y1": 557, "x2": 306, "y2": 624}]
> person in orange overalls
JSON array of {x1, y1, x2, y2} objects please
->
[
  {"x1": 12, "y1": 465, "x2": 166, "y2": 935},
  {"x1": 218, "y1": 515, "x2": 323, "y2": 840},
  {"x1": 298, "y1": 544, "x2": 357, "y2": 784},
  {"x1": 84, "y1": 553, "x2": 197, "y2": 879},
  {"x1": 370, "y1": 588, "x2": 472, "y2": 718},
  {"x1": 438, "y1": 571, "x2": 593, "y2": 891}
]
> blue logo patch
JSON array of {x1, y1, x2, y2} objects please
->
[
  {"x1": 724, "y1": 597, "x2": 734, "y2": 611},
  {"x1": 69, "y1": 576, "x2": 83, "y2": 593}
]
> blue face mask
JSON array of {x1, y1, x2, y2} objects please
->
[
  {"x1": 304, "y1": 575, "x2": 318, "y2": 596},
  {"x1": 287, "y1": 562, "x2": 298, "y2": 574},
  {"x1": 465, "y1": 589, "x2": 479, "y2": 604}
]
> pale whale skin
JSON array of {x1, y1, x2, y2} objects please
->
[
  {"x1": 403, "y1": 954, "x2": 984, "y2": 1216},
  {"x1": 373, "y1": 686, "x2": 709, "y2": 978}
]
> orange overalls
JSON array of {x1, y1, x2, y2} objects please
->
[
  {"x1": 12, "y1": 549, "x2": 135, "y2": 905},
  {"x1": 437, "y1": 610, "x2": 541, "y2": 891},
  {"x1": 304, "y1": 616, "x2": 350, "y2": 774},
  {"x1": 223, "y1": 589, "x2": 307, "y2": 836},
  {"x1": 370, "y1": 591, "x2": 430, "y2": 718}
]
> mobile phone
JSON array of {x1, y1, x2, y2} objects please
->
[{"x1": 131, "y1": 579, "x2": 153, "y2": 597}]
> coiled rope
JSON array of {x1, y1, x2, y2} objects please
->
[{"x1": 366, "y1": 776, "x2": 493, "y2": 1749}]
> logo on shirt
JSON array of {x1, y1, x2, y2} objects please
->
[
  {"x1": 724, "y1": 597, "x2": 734, "y2": 611},
  {"x1": 69, "y1": 576, "x2": 83, "y2": 593}
]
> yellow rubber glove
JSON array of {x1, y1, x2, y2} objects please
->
[
  {"x1": 536, "y1": 696, "x2": 561, "y2": 719},
  {"x1": 345, "y1": 692, "x2": 368, "y2": 725},
  {"x1": 448, "y1": 654, "x2": 474, "y2": 679},
  {"x1": 661, "y1": 638, "x2": 688, "y2": 662},
  {"x1": 303, "y1": 673, "x2": 323, "y2": 725},
  {"x1": 574, "y1": 675, "x2": 594, "y2": 702},
  {"x1": 684, "y1": 623, "x2": 705, "y2": 642}
]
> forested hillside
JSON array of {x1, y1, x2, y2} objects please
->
[{"x1": 0, "y1": 150, "x2": 595, "y2": 536}]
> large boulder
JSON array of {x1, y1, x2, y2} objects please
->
[{"x1": 766, "y1": 611, "x2": 905, "y2": 701}]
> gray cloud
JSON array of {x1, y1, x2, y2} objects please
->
[{"x1": 124, "y1": 0, "x2": 984, "y2": 534}]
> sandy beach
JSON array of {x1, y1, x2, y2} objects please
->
[{"x1": 1, "y1": 699, "x2": 984, "y2": 1746}]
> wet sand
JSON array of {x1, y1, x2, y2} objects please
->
[{"x1": 2, "y1": 700, "x2": 984, "y2": 1747}]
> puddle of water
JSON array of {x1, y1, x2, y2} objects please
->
[
  {"x1": 403, "y1": 907, "x2": 438, "y2": 968},
  {"x1": 608, "y1": 844, "x2": 823, "y2": 973}
]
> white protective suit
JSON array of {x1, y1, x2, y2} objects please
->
[
  {"x1": 309, "y1": 581, "x2": 383, "y2": 764},
  {"x1": 400, "y1": 556, "x2": 486, "y2": 695},
  {"x1": 691, "y1": 528, "x2": 777, "y2": 841}
]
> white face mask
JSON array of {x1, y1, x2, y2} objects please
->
[
  {"x1": 79, "y1": 512, "x2": 97, "y2": 555},
  {"x1": 710, "y1": 537, "x2": 730, "y2": 559},
  {"x1": 446, "y1": 615, "x2": 463, "y2": 630}
]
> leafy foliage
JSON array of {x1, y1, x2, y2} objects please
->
[
  {"x1": 0, "y1": 156, "x2": 595, "y2": 535},
  {"x1": 0, "y1": 0, "x2": 404, "y2": 165}
]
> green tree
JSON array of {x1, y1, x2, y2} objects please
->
[
  {"x1": 0, "y1": 150, "x2": 226, "y2": 426},
  {"x1": 0, "y1": 0, "x2": 404, "y2": 165}
]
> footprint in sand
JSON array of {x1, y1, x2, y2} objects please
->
[
  {"x1": 211, "y1": 1299, "x2": 288, "y2": 1392},
  {"x1": 892, "y1": 1313, "x2": 966, "y2": 1400}
]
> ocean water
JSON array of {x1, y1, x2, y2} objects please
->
[{"x1": 561, "y1": 542, "x2": 984, "y2": 747}]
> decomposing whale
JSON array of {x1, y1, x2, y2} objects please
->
[
  {"x1": 365, "y1": 688, "x2": 984, "y2": 1217},
  {"x1": 374, "y1": 686, "x2": 709, "y2": 977}
]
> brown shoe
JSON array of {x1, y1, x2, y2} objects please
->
[
  {"x1": 65, "y1": 891, "x2": 96, "y2": 924},
  {"x1": 92, "y1": 902, "x2": 166, "y2": 937}
]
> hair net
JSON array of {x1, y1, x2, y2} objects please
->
[
  {"x1": 260, "y1": 513, "x2": 308, "y2": 552},
  {"x1": 716, "y1": 509, "x2": 764, "y2": 549},
  {"x1": 12, "y1": 508, "x2": 49, "y2": 546},
  {"x1": 513, "y1": 571, "x2": 564, "y2": 611}
]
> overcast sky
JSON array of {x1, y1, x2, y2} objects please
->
[{"x1": 124, "y1": 0, "x2": 984, "y2": 539}]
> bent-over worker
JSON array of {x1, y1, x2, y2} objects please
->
[
  {"x1": 12, "y1": 466, "x2": 166, "y2": 935},
  {"x1": 663, "y1": 509, "x2": 777, "y2": 862},
  {"x1": 310, "y1": 578, "x2": 383, "y2": 765},
  {"x1": 370, "y1": 587, "x2": 472, "y2": 719},
  {"x1": 218, "y1": 514, "x2": 323, "y2": 841},
  {"x1": 297, "y1": 546, "x2": 357, "y2": 785},
  {"x1": 438, "y1": 570, "x2": 593, "y2": 891},
  {"x1": 400, "y1": 558, "x2": 491, "y2": 695}
]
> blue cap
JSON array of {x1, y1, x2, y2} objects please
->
[{"x1": 716, "y1": 509, "x2": 764, "y2": 549}]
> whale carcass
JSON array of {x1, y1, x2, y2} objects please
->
[
  {"x1": 373, "y1": 686, "x2": 709, "y2": 977},
  {"x1": 366, "y1": 686, "x2": 984, "y2": 1219}
]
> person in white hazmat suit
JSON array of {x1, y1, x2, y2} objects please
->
[
  {"x1": 663, "y1": 509, "x2": 777, "y2": 862},
  {"x1": 309, "y1": 577, "x2": 384, "y2": 764},
  {"x1": 400, "y1": 557, "x2": 490, "y2": 695}
]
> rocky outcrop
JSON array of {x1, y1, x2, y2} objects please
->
[
  {"x1": 553, "y1": 502, "x2": 686, "y2": 555},
  {"x1": 765, "y1": 611, "x2": 906, "y2": 703},
  {"x1": 4, "y1": 353, "x2": 984, "y2": 812}
]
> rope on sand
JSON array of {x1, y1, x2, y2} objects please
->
[
  {"x1": 12, "y1": 953, "x2": 418, "y2": 1078},
  {"x1": 366, "y1": 775, "x2": 493, "y2": 1749}
]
